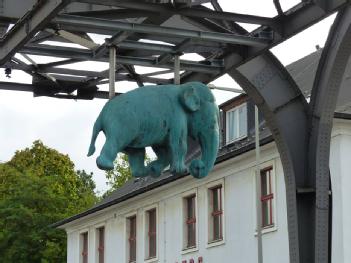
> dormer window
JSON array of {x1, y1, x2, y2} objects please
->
[{"x1": 225, "y1": 103, "x2": 248, "y2": 144}]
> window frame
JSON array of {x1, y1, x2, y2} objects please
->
[
  {"x1": 206, "y1": 179, "x2": 225, "y2": 248},
  {"x1": 210, "y1": 185, "x2": 223, "y2": 241},
  {"x1": 253, "y1": 162, "x2": 278, "y2": 235},
  {"x1": 144, "y1": 205, "x2": 158, "y2": 262},
  {"x1": 225, "y1": 102, "x2": 248, "y2": 144},
  {"x1": 181, "y1": 189, "x2": 198, "y2": 254},
  {"x1": 80, "y1": 231, "x2": 89, "y2": 263},
  {"x1": 96, "y1": 226, "x2": 105, "y2": 263},
  {"x1": 126, "y1": 214, "x2": 137, "y2": 263},
  {"x1": 261, "y1": 166, "x2": 274, "y2": 228}
]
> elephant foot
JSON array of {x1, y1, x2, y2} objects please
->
[
  {"x1": 96, "y1": 156, "x2": 114, "y2": 170},
  {"x1": 170, "y1": 163, "x2": 188, "y2": 175},
  {"x1": 146, "y1": 162, "x2": 163, "y2": 178},
  {"x1": 133, "y1": 168, "x2": 151, "y2": 178},
  {"x1": 189, "y1": 159, "x2": 207, "y2": 179}
]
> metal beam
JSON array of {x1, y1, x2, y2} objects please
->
[
  {"x1": 308, "y1": 6, "x2": 351, "y2": 263},
  {"x1": 157, "y1": 39, "x2": 191, "y2": 65},
  {"x1": 0, "y1": 81, "x2": 35, "y2": 92},
  {"x1": 94, "y1": 31, "x2": 132, "y2": 58},
  {"x1": 20, "y1": 44, "x2": 223, "y2": 74},
  {"x1": 47, "y1": 29, "x2": 99, "y2": 49},
  {"x1": 122, "y1": 64, "x2": 144, "y2": 87},
  {"x1": 69, "y1": 8, "x2": 153, "y2": 20},
  {"x1": 0, "y1": 0, "x2": 70, "y2": 65},
  {"x1": 54, "y1": 15, "x2": 272, "y2": 47},
  {"x1": 75, "y1": 0, "x2": 275, "y2": 26},
  {"x1": 183, "y1": 1, "x2": 349, "y2": 83},
  {"x1": 0, "y1": 80, "x2": 122, "y2": 99}
]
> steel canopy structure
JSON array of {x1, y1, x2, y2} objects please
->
[{"x1": 1, "y1": 1, "x2": 351, "y2": 263}]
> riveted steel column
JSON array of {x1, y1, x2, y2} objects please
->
[{"x1": 309, "y1": 6, "x2": 351, "y2": 263}]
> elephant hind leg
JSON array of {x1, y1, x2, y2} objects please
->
[
  {"x1": 97, "y1": 137, "x2": 125, "y2": 170},
  {"x1": 147, "y1": 146, "x2": 170, "y2": 178},
  {"x1": 127, "y1": 148, "x2": 148, "y2": 178}
]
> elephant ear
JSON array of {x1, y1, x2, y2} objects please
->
[{"x1": 180, "y1": 84, "x2": 200, "y2": 112}]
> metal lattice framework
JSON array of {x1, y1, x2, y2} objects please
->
[{"x1": 1, "y1": 1, "x2": 351, "y2": 263}]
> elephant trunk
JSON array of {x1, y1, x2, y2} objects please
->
[{"x1": 189, "y1": 126, "x2": 219, "y2": 179}]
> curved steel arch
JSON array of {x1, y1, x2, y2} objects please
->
[
  {"x1": 230, "y1": 54, "x2": 309, "y2": 263},
  {"x1": 231, "y1": 7, "x2": 351, "y2": 263},
  {"x1": 308, "y1": 6, "x2": 351, "y2": 263}
]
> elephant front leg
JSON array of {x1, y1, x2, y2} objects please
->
[
  {"x1": 147, "y1": 146, "x2": 170, "y2": 178},
  {"x1": 127, "y1": 148, "x2": 148, "y2": 178},
  {"x1": 169, "y1": 127, "x2": 188, "y2": 175}
]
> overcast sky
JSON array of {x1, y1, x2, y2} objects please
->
[{"x1": 0, "y1": 1, "x2": 336, "y2": 194}]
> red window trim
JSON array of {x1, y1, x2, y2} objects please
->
[
  {"x1": 128, "y1": 215, "x2": 137, "y2": 262},
  {"x1": 81, "y1": 232, "x2": 88, "y2": 263},
  {"x1": 260, "y1": 167, "x2": 274, "y2": 227},
  {"x1": 185, "y1": 194, "x2": 196, "y2": 248},
  {"x1": 97, "y1": 227, "x2": 105, "y2": 263},
  {"x1": 210, "y1": 185, "x2": 223, "y2": 241},
  {"x1": 147, "y1": 208, "x2": 157, "y2": 259}
]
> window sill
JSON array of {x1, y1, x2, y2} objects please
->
[
  {"x1": 255, "y1": 225, "x2": 277, "y2": 236},
  {"x1": 181, "y1": 246, "x2": 198, "y2": 255},
  {"x1": 144, "y1": 256, "x2": 158, "y2": 263},
  {"x1": 206, "y1": 239, "x2": 225, "y2": 249}
]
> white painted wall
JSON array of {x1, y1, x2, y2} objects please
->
[
  {"x1": 330, "y1": 119, "x2": 351, "y2": 263},
  {"x1": 64, "y1": 119, "x2": 351, "y2": 263},
  {"x1": 64, "y1": 142, "x2": 290, "y2": 263}
]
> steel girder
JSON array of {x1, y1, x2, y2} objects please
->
[
  {"x1": 0, "y1": 3, "x2": 351, "y2": 262},
  {"x1": 230, "y1": 55, "x2": 308, "y2": 263},
  {"x1": 308, "y1": 6, "x2": 351, "y2": 262},
  {"x1": 0, "y1": 0, "x2": 348, "y2": 97},
  {"x1": 0, "y1": 0, "x2": 71, "y2": 65}
]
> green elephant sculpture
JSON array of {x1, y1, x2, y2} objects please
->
[{"x1": 87, "y1": 81, "x2": 219, "y2": 179}]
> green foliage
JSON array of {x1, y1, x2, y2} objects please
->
[
  {"x1": 104, "y1": 153, "x2": 151, "y2": 197},
  {"x1": 0, "y1": 140, "x2": 97, "y2": 263}
]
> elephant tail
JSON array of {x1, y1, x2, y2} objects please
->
[{"x1": 87, "y1": 114, "x2": 102, "y2": 156}]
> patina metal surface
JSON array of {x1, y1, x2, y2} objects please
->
[{"x1": 88, "y1": 82, "x2": 219, "y2": 179}]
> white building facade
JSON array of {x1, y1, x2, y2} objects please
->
[
  {"x1": 56, "y1": 115, "x2": 351, "y2": 263},
  {"x1": 55, "y1": 51, "x2": 351, "y2": 263}
]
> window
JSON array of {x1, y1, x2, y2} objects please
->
[
  {"x1": 184, "y1": 194, "x2": 196, "y2": 249},
  {"x1": 145, "y1": 208, "x2": 157, "y2": 259},
  {"x1": 97, "y1": 227, "x2": 105, "y2": 263},
  {"x1": 127, "y1": 215, "x2": 137, "y2": 262},
  {"x1": 226, "y1": 103, "x2": 247, "y2": 143},
  {"x1": 208, "y1": 185, "x2": 223, "y2": 242},
  {"x1": 261, "y1": 167, "x2": 274, "y2": 228},
  {"x1": 81, "y1": 232, "x2": 88, "y2": 263}
]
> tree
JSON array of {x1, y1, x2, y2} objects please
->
[
  {"x1": 0, "y1": 140, "x2": 97, "y2": 263},
  {"x1": 104, "y1": 153, "x2": 152, "y2": 196}
]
